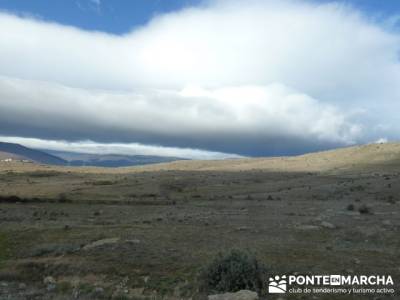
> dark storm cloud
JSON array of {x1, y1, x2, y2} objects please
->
[{"x1": 0, "y1": 77, "x2": 361, "y2": 156}]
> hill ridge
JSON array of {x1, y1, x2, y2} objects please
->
[
  {"x1": 1, "y1": 142, "x2": 400, "y2": 173},
  {"x1": 0, "y1": 142, "x2": 67, "y2": 165}
]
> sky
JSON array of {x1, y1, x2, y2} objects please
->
[
  {"x1": 0, "y1": 0, "x2": 399, "y2": 34},
  {"x1": 0, "y1": 0, "x2": 399, "y2": 159}
]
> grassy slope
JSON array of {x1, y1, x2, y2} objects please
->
[{"x1": 1, "y1": 142, "x2": 400, "y2": 174}]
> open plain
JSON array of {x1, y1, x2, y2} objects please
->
[{"x1": 0, "y1": 143, "x2": 399, "y2": 299}]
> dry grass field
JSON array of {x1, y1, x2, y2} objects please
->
[{"x1": 0, "y1": 143, "x2": 399, "y2": 299}]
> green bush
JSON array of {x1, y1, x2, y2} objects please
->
[{"x1": 201, "y1": 249, "x2": 267, "y2": 293}]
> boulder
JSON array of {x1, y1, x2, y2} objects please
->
[
  {"x1": 43, "y1": 276, "x2": 57, "y2": 292},
  {"x1": 43, "y1": 276, "x2": 56, "y2": 285},
  {"x1": 83, "y1": 238, "x2": 119, "y2": 250},
  {"x1": 297, "y1": 224, "x2": 319, "y2": 230},
  {"x1": 321, "y1": 221, "x2": 336, "y2": 229}
]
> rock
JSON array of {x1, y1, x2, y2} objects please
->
[
  {"x1": 298, "y1": 224, "x2": 319, "y2": 230},
  {"x1": 43, "y1": 276, "x2": 57, "y2": 292},
  {"x1": 43, "y1": 276, "x2": 56, "y2": 285},
  {"x1": 208, "y1": 290, "x2": 258, "y2": 300},
  {"x1": 83, "y1": 238, "x2": 119, "y2": 250},
  {"x1": 130, "y1": 287, "x2": 144, "y2": 296},
  {"x1": 236, "y1": 226, "x2": 250, "y2": 231},
  {"x1": 321, "y1": 221, "x2": 336, "y2": 229},
  {"x1": 126, "y1": 239, "x2": 141, "y2": 244},
  {"x1": 382, "y1": 220, "x2": 392, "y2": 226},
  {"x1": 142, "y1": 276, "x2": 150, "y2": 284},
  {"x1": 344, "y1": 210, "x2": 360, "y2": 216},
  {"x1": 93, "y1": 287, "x2": 104, "y2": 295},
  {"x1": 347, "y1": 204, "x2": 355, "y2": 211},
  {"x1": 353, "y1": 258, "x2": 361, "y2": 265},
  {"x1": 72, "y1": 288, "x2": 80, "y2": 299},
  {"x1": 18, "y1": 283, "x2": 27, "y2": 289}
]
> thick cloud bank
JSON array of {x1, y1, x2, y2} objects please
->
[
  {"x1": 0, "y1": 136, "x2": 241, "y2": 160},
  {"x1": 0, "y1": 0, "x2": 399, "y2": 157}
]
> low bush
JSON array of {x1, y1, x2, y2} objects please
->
[{"x1": 201, "y1": 249, "x2": 267, "y2": 294}]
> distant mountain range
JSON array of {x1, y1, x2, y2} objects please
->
[
  {"x1": 46, "y1": 150, "x2": 183, "y2": 167},
  {"x1": 0, "y1": 142, "x2": 67, "y2": 165},
  {"x1": 0, "y1": 141, "x2": 183, "y2": 167}
]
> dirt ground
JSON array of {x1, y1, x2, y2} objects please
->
[{"x1": 0, "y1": 144, "x2": 399, "y2": 299}]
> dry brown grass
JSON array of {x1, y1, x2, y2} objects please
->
[{"x1": 0, "y1": 143, "x2": 399, "y2": 299}]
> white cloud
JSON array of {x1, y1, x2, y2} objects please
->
[
  {"x1": 0, "y1": 0, "x2": 399, "y2": 155},
  {"x1": 0, "y1": 77, "x2": 361, "y2": 147},
  {"x1": 374, "y1": 137, "x2": 388, "y2": 144},
  {"x1": 0, "y1": 136, "x2": 242, "y2": 160}
]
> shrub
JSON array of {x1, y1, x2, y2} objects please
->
[
  {"x1": 58, "y1": 193, "x2": 70, "y2": 203},
  {"x1": 92, "y1": 180, "x2": 114, "y2": 186},
  {"x1": 201, "y1": 249, "x2": 267, "y2": 294},
  {"x1": 358, "y1": 204, "x2": 372, "y2": 214}
]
